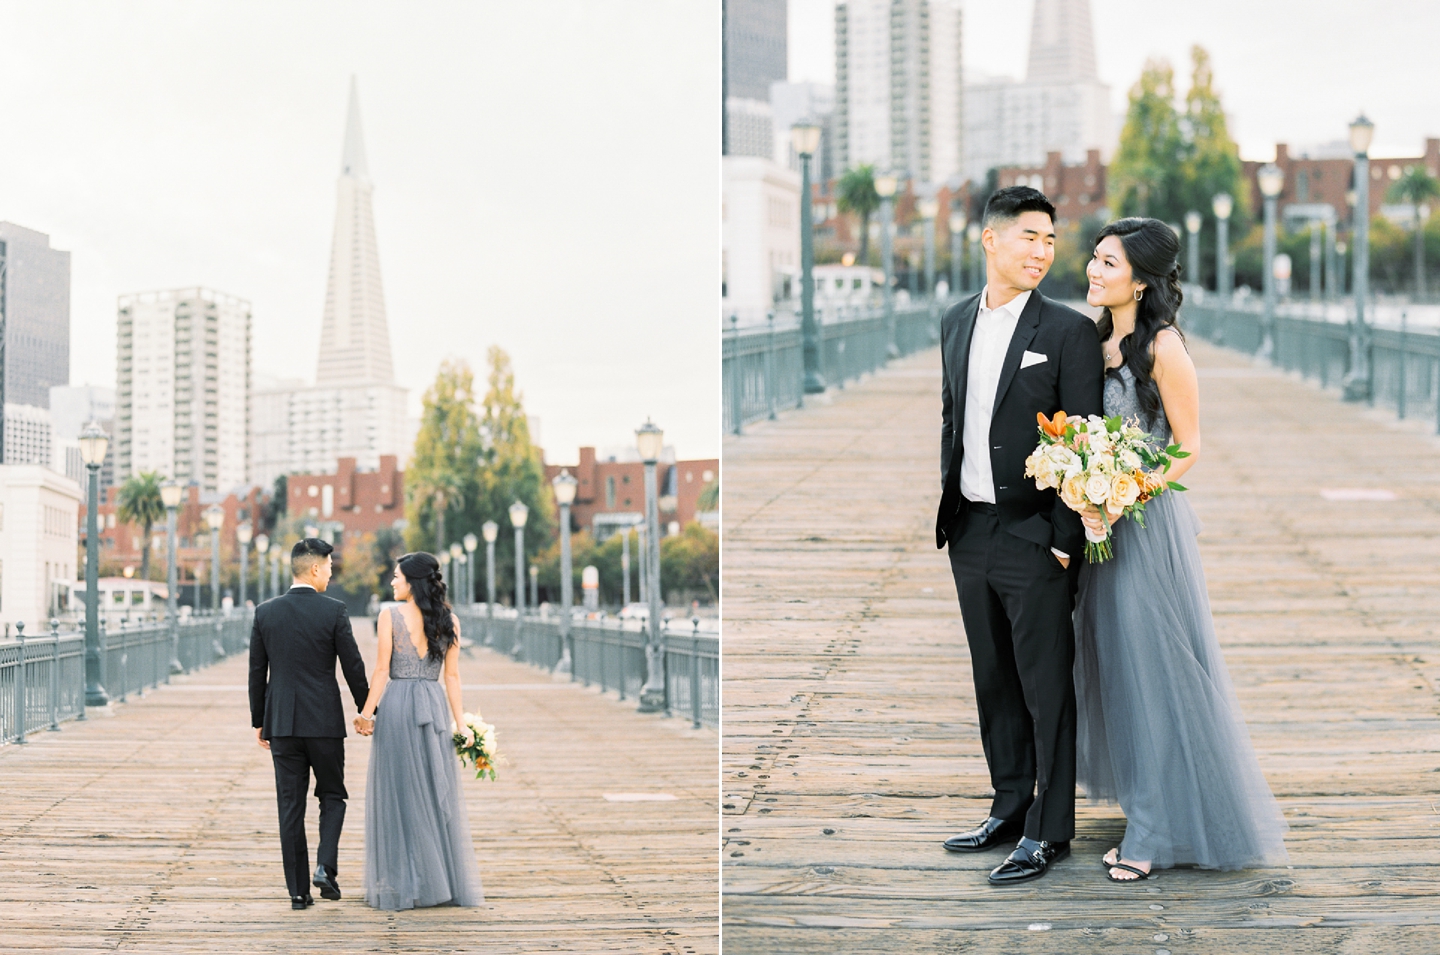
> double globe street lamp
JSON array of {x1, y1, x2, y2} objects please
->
[
  {"x1": 792, "y1": 121, "x2": 825, "y2": 395},
  {"x1": 1343, "y1": 113, "x2": 1375, "y2": 402},
  {"x1": 635, "y1": 419, "x2": 666, "y2": 713},
  {"x1": 160, "y1": 478, "x2": 185, "y2": 674},
  {"x1": 552, "y1": 469, "x2": 578, "y2": 676},
  {"x1": 1257, "y1": 162, "x2": 1286, "y2": 361},
  {"x1": 875, "y1": 171, "x2": 900, "y2": 357},
  {"x1": 1212, "y1": 192, "x2": 1234, "y2": 299},
  {"x1": 79, "y1": 422, "x2": 110, "y2": 709}
]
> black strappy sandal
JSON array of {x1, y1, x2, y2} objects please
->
[{"x1": 1102, "y1": 849, "x2": 1153, "y2": 882}]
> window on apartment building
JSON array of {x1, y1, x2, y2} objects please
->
[
  {"x1": 606, "y1": 476, "x2": 616, "y2": 509},
  {"x1": 322, "y1": 485, "x2": 334, "y2": 517}
]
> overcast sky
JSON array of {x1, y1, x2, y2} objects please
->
[
  {"x1": 0, "y1": 1, "x2": 720, "y2": 463},
  {"x1": 789, "y1": 0, "x2": 1440, "y2": 160}
]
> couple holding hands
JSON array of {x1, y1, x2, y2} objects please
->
[{"x1": 248, "y1": 538, "x2": 483, "y2": 910}]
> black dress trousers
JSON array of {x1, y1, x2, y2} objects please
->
[
  {"x1": 269, "y1": 736, "x2": 348, "y2": 898},
  {"x1": 947, "y1": 503, "x2": 1077, "y2": 844}
]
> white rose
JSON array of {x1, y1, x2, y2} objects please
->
[
  {"x1": 1119, "y1": 448, "x2": 1143, "y2": 471},
  {"x1": 1084, "y1": 473, "x2": 1112, "y2": 505}
]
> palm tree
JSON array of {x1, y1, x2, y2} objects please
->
[
  {"x1": 1388, "y1": 166, "x2": 1440, "y2": 299},
  {"x1": 837, "y1": 165, "x2": 880, "y2": 265},
  {"x1": 115, "y1": 471, "x2": 166, "y2": 580}
]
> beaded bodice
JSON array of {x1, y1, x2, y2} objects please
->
[
  {"x1": 389, "y1": 607, "x2": 443, "y2": 681},
  {"x1": 1104, "y1": 363, "x2": 1173, "y2": 447}
]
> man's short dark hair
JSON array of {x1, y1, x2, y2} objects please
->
[
  {"x1": 292, "y1": 536, "x2": 333, "y2": 576},
  {"x1": 983, "y1": 186, "x2": 1056, "y2": 230}
]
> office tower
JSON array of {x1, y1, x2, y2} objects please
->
[
  {"x1": 250, "y1": 79, "x2": 408, "y2": 490},
  {"x1": 116, "y1": 288, "x2": 252, "y2": 493},
  {"x1": 834, "y1": 0, "x2": 963, "y2": 184},
  {"x1": 723, "y1": 0, "x2": 788, "y2": 158},
  {"x1": 963, "y1": 0, "x2": 1112, "y2": 182},
  {"x1": 0, "y1": 223, "x2": 70, "y2": 410},
  {"x1": 50, "y1": 385, "x2": 118, "y2": 489},
  {"x1": 770, "y1": 81, "x2": 837, "y2": 182}
]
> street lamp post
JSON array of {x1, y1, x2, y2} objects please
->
[
  {"x1": 1184, "y1": 210, "x2": 1202, "y2": 289},
  {"x1": 792, "y1": 122, "x2": 825, "y2": 394},
  {"x1": 482, "y1": 520, "x2": 498, "y2": 645},
  {"x1": 635, "y1": 419, "x2": 666, "y2": 713},
  {"x1": 449, "y1": 542, "x2": 463, "y2": 599},
  {"x1": 160, "y1": 479, "x2": 185, "y2": 675},
  {"x1": 463, "y1": 532, "x2": 478, "y2": 606},
  {"x1": 1344, "y1": 113, "x2": 1375, "y2": 402},
  {"x1": 79, "y1": 422, "x2": 110, "y2": 709},
  {"x1": 966, "y1": 222, "x2": 983, "y2": 295},
  {"x1": 1257, "y1": 163, "x2": 1285, "y2": 361},
  {"x1": 553, "y1": 469, "x2": 578, "y2": 676},
  {"x1": 254, "y1": 534, "x2": 269, "y2": 604},
  {"x1": 1309, "y1": 216, "x2": 1324, "y2": 301},
  {"x1": 509, "y1": 500, "x2": 529, "y2": 660},
  {"x1": 529, "y1": 565, "x2": 538, "y2": 610},
  {"x1": 236, "y1": 521, "x2": 252, "y2": 609},
  {"x1": 278, "y1": 549, "x2": 288, "y2": 598},
  {"x1": 919, "y1": 196, "x2": 939, "y2": 301},
  {"x1": 1212, "y1": 193, "x2": 1233, "y2": 298},
  {"x1": 622, "y1": 527, "x2": 632, "y2": 607},
  {"x1": 205, "y1": 505, "x2": 223, "y2": 611},
  {"x1": 439, "y1": 550, "x2": 452, "y2": 600},
  {"x1": 949, "y1": 210, "x2": 966, "y2": 296},
  {"x1": 875, "y1": 172, "x2": 899, "y2": 357}
]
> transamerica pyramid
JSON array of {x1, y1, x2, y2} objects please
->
[
  {"x1": 1026, "y1": 0, "x2": 1099, "y2": 84},
  {"x1": 316, "y1": 76, "x2": 395, "y2": 386}
]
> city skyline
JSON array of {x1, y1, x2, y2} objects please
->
[
  {"x1": 0, "y1": 2, "x2": 721, "y2": 463},
  {"x1": 788, "y1": 0, "x2": 1440, "y2": 162}
]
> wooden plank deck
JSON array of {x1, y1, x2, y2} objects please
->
[
  {"x1": 0, "y1": 620, "x2": 718, "y2": 954},
  {"x1": 721, "y1": 339, "x2": 1440, "y2": 953}
]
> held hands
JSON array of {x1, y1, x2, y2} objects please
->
[{"x1": 354, "y1": 713, "x2": 375, "y2": 736}]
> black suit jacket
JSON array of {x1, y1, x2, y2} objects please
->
[
  {"x1": 936, "y1": 289, "x2": 1104, "y2": 554},
  {"x1": 249, "y1": 587, "x2": 369, "y2": 739}
]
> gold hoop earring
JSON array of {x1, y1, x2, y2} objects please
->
[{"x1": 1133, "y1": 288, "x2": 1144, "y2": 302}]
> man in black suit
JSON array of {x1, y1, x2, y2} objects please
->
[
  {"x1": 935, "y1": 186, "x2": 1104, "y2": 885},
  {"x1": 249, "y1": 537, "x2": 369, "y2": 909}
]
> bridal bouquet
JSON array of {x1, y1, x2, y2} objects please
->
[
  {"x1": 453, "y1": 712, "x2": 501, "y2": 781},
  {"x1": 1024, "y1": 411, "x2": 1189, "y2": 563}
]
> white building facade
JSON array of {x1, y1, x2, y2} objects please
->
[
  {"x1": 250, "y1": 78, "x2": 409, "y2": 488},
  {"x1": 835, "y1": 0, "x2": 963, "y2": 184},
  {"x1": 962, "y1": 0, "x2": 1112, "y2": 182},
  {"x1": 722, "y1": 156, "x2": 801, "y2": 323},
  {"x1": 0, "y1": 464, "x2": 81, "y2": 630},
  {"x1": 3, "y1": 403, "x2": 52, "y2": 467},
  {"x1": 115, "y1": 288, "x2": 251, "y2": 494}
]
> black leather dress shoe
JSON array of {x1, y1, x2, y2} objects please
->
[
  {"x1": 942, "y1": 817, "x2": 1025, "y2": 853},
  {"x1": 291, "y1": 894, "x2": 314, "y2": 910},
  {"x1": 313, "y1": 864, "x2": 341, "y2": 900},
  {"x1": 988, "y1": 839, "x2": 1070, "y2": 885}
]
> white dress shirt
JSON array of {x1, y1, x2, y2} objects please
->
[{"x1": 960, "y1": 286, "x2": 1030, "y2": 504}]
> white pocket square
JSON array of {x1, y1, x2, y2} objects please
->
[{"x1": 1020, "y1": 350, "x2": 1048, "y2": 368}]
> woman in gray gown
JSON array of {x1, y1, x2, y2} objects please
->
[
  {"x1": 354, "y1": 552, "x2": 484, "y2": 909},
  {"x1": 1073, "y1": 217, "x2": 1288, "y2": 882}
]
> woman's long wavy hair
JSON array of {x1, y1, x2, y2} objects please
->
[
  {"x1": 396, "y1": 552, "x2": 456, "y2": 660},
  {"x1": 1093, "y1": 217, "x2": 1186, "y2": 429}
]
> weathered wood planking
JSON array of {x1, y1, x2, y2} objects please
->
[
  {"x1": 721, "y1": 339, "x2": 1440, "y2": 953},
  {"x1": 0, "y1": 620, "x2": 718, "y2": 954}
]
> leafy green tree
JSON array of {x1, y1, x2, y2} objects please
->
[
  {"x1": 115, "y1": 471, "x2": 165, "y2": 580},
  {"x1": 1388, "y1": 166, "x2": 1440, "y2": 297},
  {"x1": 405, "y1": 359, "x2": 484, "y2": 554},
  {"x1": 1109, "y1": 58, "x2": 1184, "y2": 221},
  {"x1": 660, "y1": 522, "x2": 719, "y2": 604},
  {"x1": 837, "y1": 165, "x2": 880, "y2": 264},
  {"x1": 1109, "y1": 47, "x2": 1248, "y2": 287},
  {"x1": 697, "y1": 477, "x2": 718, "y2": 512}
]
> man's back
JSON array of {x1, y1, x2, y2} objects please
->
[{"x1": 249, "y1": 588, "x2": 369, "y2": 739}]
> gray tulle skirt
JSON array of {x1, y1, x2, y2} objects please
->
[
  {"x1": 364, "y1": 678, "x2": 484, "y2": 909},
  {"x1": 1074, "y1": 491, "x2": 1289, "y2": 870}
]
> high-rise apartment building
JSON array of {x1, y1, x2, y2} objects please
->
[
  {"x1": 0, "y1": 223, "x2": 70, "y2": 410},
  {"x1": 834, "y1": 0, "x2": 963, "y2": 185},
  {"x1": 250, "y1": 79, "x2": 409, "y2": 490},
  {"x1": 723, "y1": 0, "x2": 787, "y2": 159},
  {"x1": 963, "y1": 0, "x2": 1112, "y2": 182},
  {"x1": 116, "y1": 288, "x2": 252, "y2": 493}
]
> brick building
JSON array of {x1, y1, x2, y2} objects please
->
[
  {"x1": 543, "y1": 447, "x2": 717, "y2": 541},
  {"x1": 285, "y1": 455, "x2": 405, "y2": 543},
  {"x1": 1242, "y1": 139, "x2": 1440, "y2": 227},
  {"x1": 996, "y1": 149, "x2": 1108, "y2": 227},
  {"x1": 80, "y1": 482, "x2": 268, "y2": 586}
]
